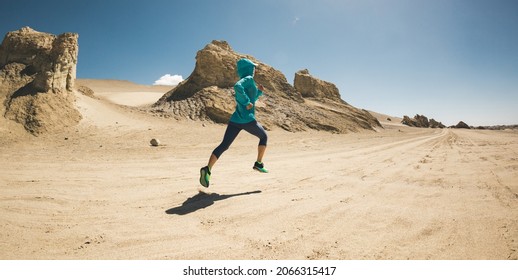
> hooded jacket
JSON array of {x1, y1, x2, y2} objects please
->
[{"x1": 229, "y1": 58, "x2": 263, "y2": 124}]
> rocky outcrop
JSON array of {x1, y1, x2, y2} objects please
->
[
  {"x1": 402, "y1": 115, "x2": 427, "y2": 127},
  {"x1": 294, "y1": 69, "x2": 341, "y2": 101},
  {"x1": 453, "y1": 121, "x2": 470, "y2": 129},
  {"x1": 402, "y1": 114, "x2": 445, "y2": 128},
  {"x1": 159, "y1": 41, "x2": 300, "y2": 102},
  {"x1": 0, "y1": 27, "x2": 81, "y2": 134},
  {"x1": 428, "y1": 119, "x2": 445, "y2": 128},
  {"x1": 155, "y1": 40, "x2": 380, "y2": 133}
]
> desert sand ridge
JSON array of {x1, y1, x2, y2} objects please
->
[{"x1": 76, "y1": 79, "x2": 173, "y2": 107}]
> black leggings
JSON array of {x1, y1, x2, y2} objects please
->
[{"x1": 212, "y1": 121, "x2": 268, "y2": 159}]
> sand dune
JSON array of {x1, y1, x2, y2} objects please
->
[
  {"x1": 0, "y1": 80, "x2": 516, "y2": 260},
  {"x1": 76, "y1": 79, "x2": 173, "y2": 107}
]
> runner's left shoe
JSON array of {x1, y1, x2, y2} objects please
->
[{"x1": 199, "y1": 166, "x2": 211, "y2": 187}]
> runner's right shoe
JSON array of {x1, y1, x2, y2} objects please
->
[
  {"x1": 253, "y1": 161, "x2": 269, "y2": 173},
  {"x1": 199, "y1": 166, "x2": 211, "y2": 188}
]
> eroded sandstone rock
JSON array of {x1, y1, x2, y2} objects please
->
[
  {"x1": 0, "y1": 27, "x2": 81, "y2": 134},
  {"x1": 294, "y1": 69, "x2": 341, "y2": 101},
  {"x1": 155, "y1": 40, "x2": 380, "y2": 133}
]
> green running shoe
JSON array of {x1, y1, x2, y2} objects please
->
[
  {"x1": 199, "y1": 166, "x2": 211, "y2": 187},
  {"x1": 253, "y1": 161, "x2": 269, "y2": 173}
]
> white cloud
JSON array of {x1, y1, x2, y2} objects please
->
[{"x1": 153, "y1": 74, "x2": 184, "y2": 86}]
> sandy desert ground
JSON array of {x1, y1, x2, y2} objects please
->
[{"x1": 0, "y1": 80, "x2": 517, "y2": 260}]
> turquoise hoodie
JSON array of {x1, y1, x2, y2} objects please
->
[{"x1": 229, "y1": 58, "x2": 263, "y2": 124}]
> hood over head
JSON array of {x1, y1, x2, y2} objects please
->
[{"x1": 236, "y1": 58, "x2": 257, "y2": 78}]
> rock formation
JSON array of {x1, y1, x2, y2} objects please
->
[
  {"x1": 453, "y1": 121, "x2": 470, "y2": 129},
  {"x1": 0, "y1": 27, "x2": 81, "y2": 134},
  {"x1": 294, "y1": 69, "x2": 341, "y2": 101},
  {"x1": 154, "y1": 40, "x2": 380, "y2": 133},
  {"x1": 428, "y1": 118, "x2": 445, "y2": 129},
  {"x1": 402, "y1": 114, "x2": 445, "y2": 128}
]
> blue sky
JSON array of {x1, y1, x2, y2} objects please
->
[{"x1": 2, "y1": 0, "x2": 517, "y2": 126}]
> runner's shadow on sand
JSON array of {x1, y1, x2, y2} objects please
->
[{"x1": 165, "y1": 190, "x2": 262, "y2": 215}]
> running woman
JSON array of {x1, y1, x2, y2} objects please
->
[{"x1": 199, "y1": 58, "x2": 268, "y2": 188}]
